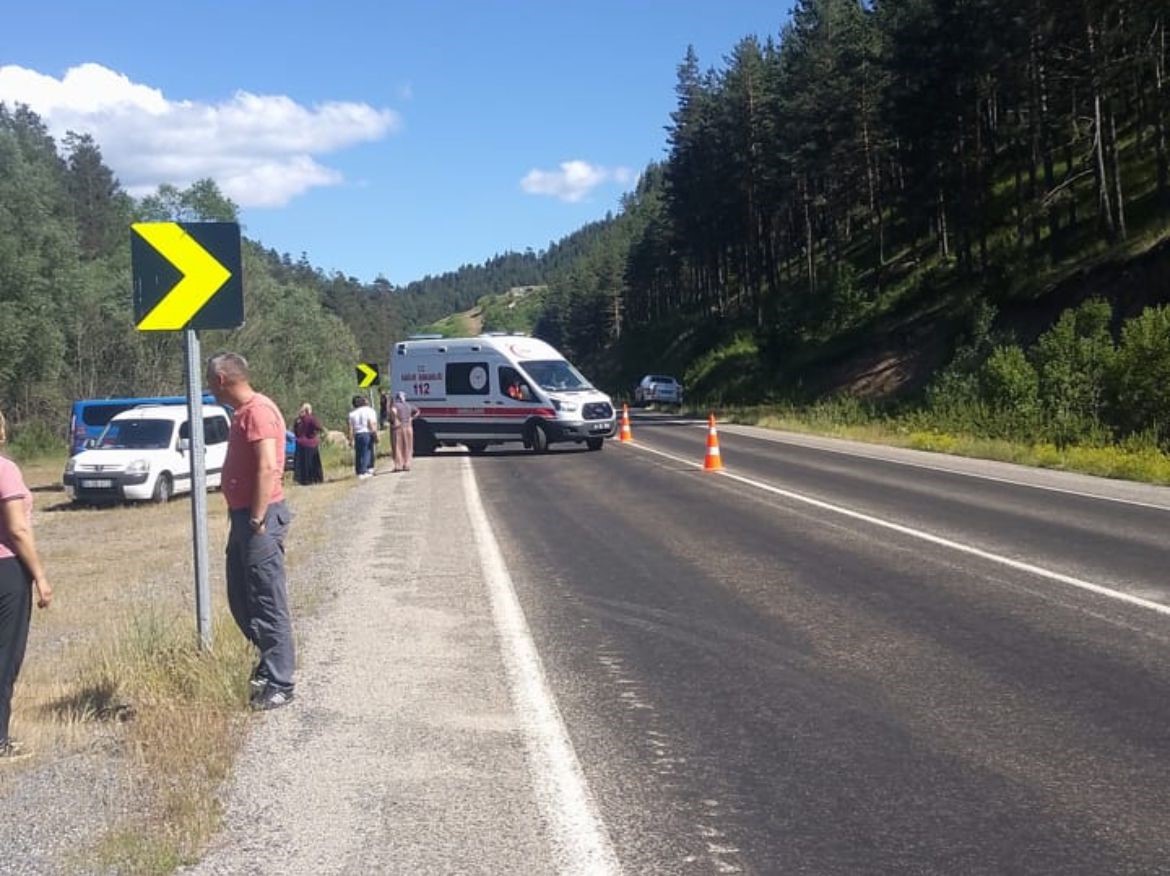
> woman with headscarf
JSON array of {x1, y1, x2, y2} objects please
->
[
  {"x1": 292, "y1": 403, "x2": 324, "y2": 485},
  {"x1": 0, "y1": 407, "x2": 52, "y2": 762},
  {"x1": 390, "y1": 391, "x2": 419, "y2": 472}
]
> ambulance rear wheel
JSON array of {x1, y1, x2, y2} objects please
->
[
  {"x1": 528, "y1": 422, "x2": 549, "y2": 454},
  {"x1": 414, "y1": 423, "x2": 437, "y2": 456},
  {"x1": 586, "y1": 437, "x2": 603, "y2": 451}
]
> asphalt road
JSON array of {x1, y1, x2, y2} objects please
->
[{"x1": 472, "y1": 415, "x2": 1170, "y2": 874}]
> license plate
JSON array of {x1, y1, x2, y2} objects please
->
[
  {"x1": 81, "y1": 479, "x2": 113, "y2": 488},
  {"x1": 591, "y1": 423, "x2": 609, "y2": 431}
]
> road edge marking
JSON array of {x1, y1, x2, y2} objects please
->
[
  {"x1": 624, "y1": 441, "x2": 1170, "y2": 619},
  {"x1": 462, "y1": 457, "x2": 622, "y2": 875}
]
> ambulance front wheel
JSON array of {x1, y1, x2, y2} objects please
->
[
  {"x1": 528, "y1": 422, "x2": 550, "y2": 454},
  {"x1": 586, "y1": 437, "x2": 603, "y2": 451}
]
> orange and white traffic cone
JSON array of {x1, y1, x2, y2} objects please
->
[
  {"x1": 703, "y1": 413, "x2": 724, "y2": 471},
  {"x1": 619, "y1": 403, "x2": 634, "y2": 442}
]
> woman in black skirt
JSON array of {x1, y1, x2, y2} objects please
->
[
  {"x1": 0, "y1": 407, "x2": 52, "y2": 762},
  {"x1": 292, "y1": 403, "x2": 324, "y2": 485}
]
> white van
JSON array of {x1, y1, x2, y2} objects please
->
[
  {"x1": 63, "y1": 404, "x2": 232, "y2": 504},
  {"x1": 389, "y1": 334, "x2": 617, "y2": 453}
]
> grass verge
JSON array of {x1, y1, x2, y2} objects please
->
[
  {"x1": 2, "y1": 441, "x2": 364, "y2": 874},
  {"x1": 717, "y1": 404, "x2": 1170, "y2": 485},
  {"x1": 84, "y1": 613, "x2": 252, "y2": 873}
]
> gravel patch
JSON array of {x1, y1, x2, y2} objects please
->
[{"x1": 0, "y1": 735, "x2": 139, "y2": 876}]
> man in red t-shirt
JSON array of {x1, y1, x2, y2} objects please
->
[{"x1": 207, "y1": 352, "x2": 295, "y2": 711}]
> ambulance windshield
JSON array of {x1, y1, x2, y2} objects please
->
[{"x1": 521, "y1": 359, "x2": 592, "y2": 392}]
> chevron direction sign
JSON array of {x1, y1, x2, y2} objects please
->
[
  {"x1": 356, "y1": 363, "x2": 380, "y2": 388},
  {"x1": 132, "y1": 222, "x2": 243, "y2": 331}
]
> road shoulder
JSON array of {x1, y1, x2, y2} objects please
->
[{"x1": 187, "y1": 460, "x2": 555, "y2": 874}]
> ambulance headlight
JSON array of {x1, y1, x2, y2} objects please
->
[
  {"x1": 126, "y1": 459, "x2": 150, "y2": 475},
  {"x1": 552, "y1": 399, "x2": 579, "y2": 413}
]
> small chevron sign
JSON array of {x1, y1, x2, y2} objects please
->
[
  {"x1": 356, "y1": 363, "x2": 380, "y2": 387},
  {"x1": 132, "y1": 222, "x2": 242, "y2": 331}
]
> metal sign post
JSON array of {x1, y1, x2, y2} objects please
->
[
  {"x1": 184, "y1": 329, "x2": 212, "y2": 650},
  {"x1": 132, "y1": 221, "x2": 241, "y2": 652}
]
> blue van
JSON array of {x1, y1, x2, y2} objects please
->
[
  {"x1": 70, "y1": 395, "x2": 297, "y2": 467},
  {"x1": 70, "y1": 396, "x2": 216, "y2": 455}
]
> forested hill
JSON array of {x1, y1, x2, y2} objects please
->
[
  {"x1": 416, "y1": 1, "x2": 1169, "y2": 426},
  {"x1": 516, "y1": 0, "x2": 1170, "y2": 450},
  {"x1": 0, "y1": 105, "x2": 400, "y2": 441}
]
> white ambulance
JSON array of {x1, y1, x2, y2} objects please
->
[{"x1": 389, "y1": 334, "x2": 618, "y2": 454}]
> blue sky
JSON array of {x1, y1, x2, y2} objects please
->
[{"x1": 1, "y1": 1, "x2": 792, "y2": 285}]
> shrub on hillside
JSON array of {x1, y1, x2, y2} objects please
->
[
  {"x1": 1032, "y1": 299, "x2": 1115, "y2": 446},
  {"x1": 980, "y1": 345, "x2": 1040, "y2": 437},
  {"x1": 1109, "y1": 305, "x2": 1170, "y2": 446}
]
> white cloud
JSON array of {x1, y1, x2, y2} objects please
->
[
  {"x1": 520, "y1": 160, "x2": 634, "y2": 203},
  {"x1": 0, "y1": 62, "x2": 401, "y2": 208}
]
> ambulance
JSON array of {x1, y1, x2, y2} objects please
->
[{"x1": 389, "y1": 334, "x2": 617, "y2": 454}]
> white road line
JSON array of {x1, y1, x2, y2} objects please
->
[
  {"x1": 462, "y1": 458, "x2": 622, "y2": 875},
  {"x1": 624, "y1": 441, "x2": 1170, "y2": 619},
  {"x1": 682, "y1": 420, "x2": 1170, "y2": 513}
]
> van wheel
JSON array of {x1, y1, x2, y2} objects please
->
[
  {"x1": 152, "y1": 473, "x2": 172, "y2": 504},
  {"x1": 466, "y1": 442, "x2": 487, "y2": 455},
  {"x1": 414, "y1": 422, "x2": 437, "y2": 456},
  {"x1": 529, "y1": 423, "x2": 550, "y2": 454},
  {"x1": 586, "y1": 437, "x2": 604, "y2": 451}
]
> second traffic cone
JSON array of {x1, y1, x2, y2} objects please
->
[
  {"x1": 619, "y1": 403, "x2": 634, "y2": 442},
  {"x1": 703, "y1": 413, "x2": 724, "y2": 471}
]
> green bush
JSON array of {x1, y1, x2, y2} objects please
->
[
  {"x1": 8, "y1": 418, "x2": 63, "y2": 459},
  {"x1": 1109, "y1": 304, "x2": 1170, "y2": 446},
  {"x1": 980, "y1": 345, "x2": 1040, "y2": 436},
  {"x1": 1032, "y1": 298, "x2": 1115, "y2": 446}
]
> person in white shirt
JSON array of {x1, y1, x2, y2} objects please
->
[{"x1": 346, "y1": 394, "x2": 379, "y2": 478}]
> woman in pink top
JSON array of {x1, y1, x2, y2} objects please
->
[{"x1": 0, "y1": 408, "x2": 52, "y2": 762}]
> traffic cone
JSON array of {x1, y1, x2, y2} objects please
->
[
  {"x1": 619, "y1": 403, "x2": 634, "y2": 442},
  {"x1": 703, "y1": 413, "x2": 724, "y2": 471}
]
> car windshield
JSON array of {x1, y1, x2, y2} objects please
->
[
  {"x1": 96, "y1": 418, "x2": 174, "y2": 450},
  {"x1": 521, "y1": 359, "x2": 592, "y2": 392}
]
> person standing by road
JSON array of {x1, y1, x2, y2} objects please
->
[
  {"x1": 378, "y1": 389, "x2": 390, "y2": 430},
  {"x1": 347, "y1": 394, "x2": 378, "y2": 479},
  {"x1": 0, "y1": 407, "x2": 52, "y2": 760},
  {"x1": 206, "y1": 353, "x2": 296, "y2": 711},
  {"x1": 292, "y1": 403, "x2": 324, "y2": 486},
  {"x1": 390, "y1": 391, "x2": 419, "y2": 472}
]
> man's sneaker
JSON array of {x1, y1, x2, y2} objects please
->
[
  {"x1": 0, "y1": 740, "x2": 29, "y2": 762},
  {"x1": 250, "y1": 687, "x2": 295, "y2": 712},
  {"x1": 249, "y1": 667, "x2": 268, "y2": 690}
]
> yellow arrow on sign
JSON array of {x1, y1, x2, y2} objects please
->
[
  {"x1": 357, "y1": 363, "x2": 379, "y2": 387},
  {"x1": 133, "y1": 222, "x2": 232, "y2": 331}
]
